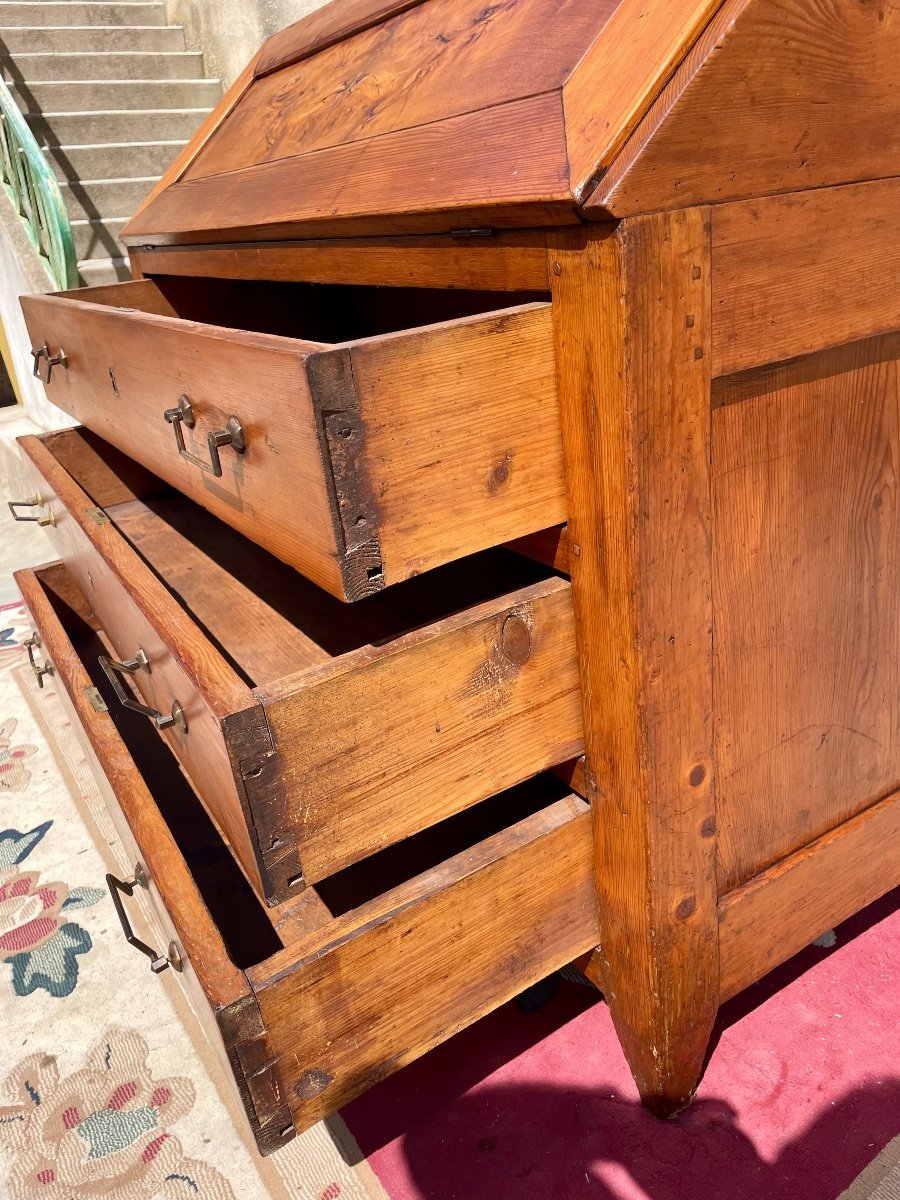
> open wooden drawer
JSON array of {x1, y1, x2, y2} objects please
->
[
  {"x1": 15, "y1": 428, "x2": 583, "y2": 904},
  {"x1": 20, "y1": 276, "x2": 567, "y2": 600},
  {"x1": 16, "y1": 561, "x2": 598, "y2": 1153}
]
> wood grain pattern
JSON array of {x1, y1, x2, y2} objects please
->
[
  {"x1": 506, "y1": 524, "x2": 569, "y2": 573},
  {"x1": 259, "y1": 577, "x2": 584, "y2": 882},
  {"x1": 711, "y1": 179, "x2": 900, "y2": 376},
  {"x1": 17, "y1": 434, "x2": 269, "y2": 895},
  {"x1": 563, "y1": 0, "x2": 724, "y2": 196},
  {"x1": 131, "y1": 232, "x2": 551, "y2": 292},
  {"x1": 184, "y1": 0, "x2": 617, "y2": 181},
  {"x1": 548, "y1": 213, "x2": 719, "y2": 1115},
  {"x1": 123, "y1": 91, "x2": 575, "y2": 245},
  {"x1": 712, "y1": 335, "x2": 900, "y2": 891},
  {"x1": 256, "y1": 0, "x2": 429, "y2": 75},
  {"x1": 588, "y1": 0, "x2": 900, "y2": 217},
  {"x1": 250, "y1": 794, "x2": 597, "y2": 1129},
  {"x1": 718, "y1": 786, "x2": 900, "y2": 1001},
  {"x1": 23, "y1": 284, "x2": 564, "y2": 598}
]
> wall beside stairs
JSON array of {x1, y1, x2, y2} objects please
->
[{"x1": 164, "y1": 0, "x2": 324, "y2": 87}]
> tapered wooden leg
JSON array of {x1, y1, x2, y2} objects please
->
[{"x1": 548, "y1": 212, "x2": 719, "y2": 1117}]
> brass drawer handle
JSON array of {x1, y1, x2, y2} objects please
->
[
  {"x1": 98, "y1": 647, "x2": 187, "y2": 732},
  {"x1": 24, "y1": 632, "x2": 53, "y2": 688},
  {"x1": 106, "y1": 865, "x2": 183, "y2": 974},
  {"x1": 30, "y1": 341, "x2": 67, "y2": 385},
  {"x1": 8, "y1": 497, "x2": 54, "y2": 526},
  {"x1": 163, "y1": 394, "x2": 245, "y2": 479}
]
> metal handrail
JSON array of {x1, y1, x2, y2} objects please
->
[{"x1": 0, "y1": 73, "x2": 77, "y2": 290}]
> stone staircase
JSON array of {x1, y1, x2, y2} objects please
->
[{"x1": 0, "y1": 2, "x2": 221, "y2": 285}]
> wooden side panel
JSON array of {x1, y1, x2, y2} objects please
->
[
  {"x1": 122, "y1": 92, "x2": 575, "y2": 245},
  {"x1": 354, "y1": 303, "x2": 567, "y2": 582},
  {"x1": 250, "y1": 795, "x2": 597, "y2": 1130},
  {"x1": 131, "y1": 232, "x2": 551, "y2": 292},
  {"x1": 562, "y1": 0, "x2": 724, "y2": 195},
  {"x1": 548, "y1": 214, "x2": 719, "y2": 1115},
  {"x1": 184, "y1": 0, "x2": 616, "y2": 181},
  {"x1": 588, "y1": 0, "x2": 900, "y2": 217},
  {"x1": 718, "y1": 787, "x2": 900, "y2": 1001},
  {"x1": 258, "y1": 578, "x2": 584, "y2": 881},
  {"x1": 711, "y1": 179, "x2": 900, "y2": 377},
  {"x1": 16, "y1": 435, "x2": 268, "y2": 895},
  {"x1": 712, "y1": 336, "x2": 900, "y2": 892},
  {"x1": 20, "y1": 289, "x2": 345, "y2": 597}
]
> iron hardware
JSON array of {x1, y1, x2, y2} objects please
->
[
  {"x1": 106, "y1": 866, "x2": 182, "y2": 973},
  {"x1": 30, "y1": 341, "x2": 67, "y2": 384},
  {"x1": 98, "y1": 647, "x2": 187, "y2": 732},
  {"x1": 8, "y1": 497, "x2": 54, "y2": 526},
  {"x1": 24, "y1": 632, "x2": 53, "y2": 687},
  {"x1": 163, "y1": 394, "x2": 246, "y2": 478}
]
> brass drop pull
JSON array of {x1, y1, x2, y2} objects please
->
[
  {"x1": 24, "y1": 633, "x2": 53, "y2": 688},
  {"x1": 98, "y1": 647, "x2": 187, "y2": 732},
  {"x1": 163, "y1": 394, "x2": 246, "y2": 478},
  {"x1": 30, "y1": 342, "x2": 67, "y2": 384},
  {"x1": 8, "y1": 497, "x2": 54, "y2": 526},
  {"x1": 106, "y1": 865, "x2": 183, "y2": 974}
]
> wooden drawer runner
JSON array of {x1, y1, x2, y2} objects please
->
[
  {"x1": 17, "y1": 428, "x2": 583, "y2": 904},
  {"x1": 16, "y1": 561, "x2": 597, "y2": 1152},
  {"x1": 21, "y1": 276, "x2": 566, "y2": 600}
]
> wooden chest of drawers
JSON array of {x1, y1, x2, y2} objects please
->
[{"x1": 14, "y1": 0, "x2": 900, "y2": 1154}]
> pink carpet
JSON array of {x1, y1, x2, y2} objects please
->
[{"x1": 344, "y1": 888, "x2": 900, "y2": 1199}]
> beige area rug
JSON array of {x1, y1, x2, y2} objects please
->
[{"x1": 0, "y1": 597, "x2": 388, "y2": 1200}]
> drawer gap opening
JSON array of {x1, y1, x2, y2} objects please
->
[
  {"x1": 114, "y1": 275, "x2": 551, "y2": 344},
  {"x1": 53, "y1": 429, "x2": 561, "y2": 690},
  {"x1": 46, "y1": 574, "x2": 580, "y2": 967}
]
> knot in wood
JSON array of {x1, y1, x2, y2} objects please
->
[{"x1": 500, "y1": 613, "x2": 531, "y2": 665}]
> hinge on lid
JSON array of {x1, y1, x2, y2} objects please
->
[
  {"x1": 450, "y1": 227, "x2": 496, "y2": 239},
  {"x1": 86, "y1": 506, "x2": 110, "y2": 525}
]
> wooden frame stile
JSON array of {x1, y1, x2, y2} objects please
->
[{"x1": 548, "y1": 211, "x2": 718, "y2": 1114}]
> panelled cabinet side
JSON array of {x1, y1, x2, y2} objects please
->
[{"x1": 548, "y1": 214, "x2": 719, "y2": 1115}]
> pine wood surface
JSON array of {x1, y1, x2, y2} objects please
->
[
  {"x1": 588, "y1": 0, "x2": 900, "y2": 217},
  {"x1": 548, "y1": 215, "x2": 719, "y2": 1117},
  {"x1": 22, "y1": 281, "x2": 564, "y2": 599},
  {"x1": 711, "y1": 179, "x2": 900, "y2": 376},
  {"x1": 712, "y1": 334, "x2": 900, "y2": 891}
]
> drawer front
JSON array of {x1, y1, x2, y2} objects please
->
[
  {"x1": 17, "y1": 438, "x2": 267, "y2": 895},
  {"x1": 21, "y1": 282, "x2": 566, "y2": 600}
]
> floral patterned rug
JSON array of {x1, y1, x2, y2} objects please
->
[{"x1": 0, "y1": 596, "x2": 387, "y2": 1200}]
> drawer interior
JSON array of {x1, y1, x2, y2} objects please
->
[
  {"x1": 39, "y1": 563, "x2": 584, "y2": 968},
  {"x1": 44, "y1": 427, "x2": 559, "y2": 690},
  {"x1": 70, "y1": 275, "x2": 550, "y2": 344}
]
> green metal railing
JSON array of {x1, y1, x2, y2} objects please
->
[{"x1": 0, "y1": 74, "x2": 77, "y2": 290}]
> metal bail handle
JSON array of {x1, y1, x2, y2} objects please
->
[
  {"x1": 163, "y1": 394, "x2": 246, "y2": 478},
  {"x1": 8, "y1": 497, "x2": 54, "y2": 526},
  {"x1": 106, "y1": 866, "x2": 182, "y2": 974},
  {"x1": 30, "y1": 341, "x2": 67, "y2": 385},
  {"x1": 24, "y1": 633, "x2": 53, "y2": 688},
  {"x1": 98, "y1": 647, "x2": 187, "y2": 733}
]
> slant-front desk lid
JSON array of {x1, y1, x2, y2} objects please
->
[{"x1": 121, "y1": 0, "x2": 725, "y2": 246}]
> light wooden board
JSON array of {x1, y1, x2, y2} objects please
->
[
  {"x1": 712, "y1": 334, "x2": 900, "y2": 891},
  {"x1": 588, "y1": 0, "x2": 900, "y2": 216},
  {"x1": 250, "y1": 794, "x2": 597, "y2": 1129},
  {"x1": 718, "y1": 786, "x2": 900, "y2": 1000},
  {"x1": 711, "y1": 179, "x2": 900, "y2": 376},
  {"x1": 258, "y1": 577, "x2": 584, "y2": 881}
]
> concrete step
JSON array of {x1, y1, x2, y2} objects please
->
[
  {"x1": 78, "y1": 255, "x2": 131, "y2": 285},
  {"x1": 71, "y1": 216, "x2": 127, "y2": 258},
  {"x1": 0, "y1": 3, "x2": 166, "y2": 26},
  {"x1": 8, "y1": 77, "x2": 220, "y2": 110},
  {"x1": 0, "y1": 25, "x2": 185, "y2": 52},
  {"x1": 2, "y1": 50, "x2": 206, "y2": 81},
  {"x1": 59, "y1": 175, "x2": 156, "y2": 220},
  {"x1": 26, "y1": 107, "x2": 210, "y2": 144},
  {"x1": 44, "y1": 139, "x2": 186, "y2": 179}
]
